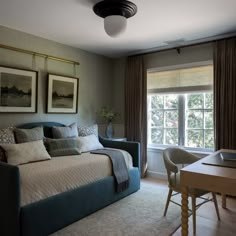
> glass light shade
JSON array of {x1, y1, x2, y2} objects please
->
[{"x1": 104, "y1": 15, "x2": 127, "y2": 37}]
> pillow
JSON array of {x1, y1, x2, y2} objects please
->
[
  {"x1": 44, "y1": 137, "x2": 80, "y2": 157},
  {"x1": 14, "y1": 127, "x2": 44, "y2": 143},
  {"x1": 0, "y1": 127, "x2": 15, "y2": 162},
  {"x1": 78, "y1": 124, "x2": 98, "y2": 137},
  {"x1": 52, "y1": 123, "x2": 78, "y2": 139},
  {"x1": 1, "y1": 140, "x2": 51, "y2": 166},
  {"x1": 77, "y1": 134, "x2": 103, "y2": 153}
]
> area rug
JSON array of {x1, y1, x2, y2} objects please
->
[{"x1": 51, "y1": 179, "x2": 181, "y2": 236}]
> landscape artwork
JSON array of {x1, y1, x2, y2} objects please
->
[
  {"x1": 0, "y1": 66, "x2": 37, "y2": 113},
  {"x1": 47, "y1": 74, "x2": 78, "y2": 113}
]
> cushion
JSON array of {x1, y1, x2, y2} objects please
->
[
  {"x1": 52, "y1": 123, "x2": 78, "y2": 139},
  {"x1": 14, "y1": 127, "x2": 44, "y2": 143},
  {"x1": 1, "y1": 140, "x2": 51, "y2": 166},
  {"x1": 0, "y1": 127, "x2": 15, "y2": 162},
  {"x1": 77, "y1": 134, "x2": 103, "y2": 153},
  {"x1": 78, "y1": 124, "x2": 98, "y2": 137},
  {"x1": 44, "y1": 137, "x2": 80, "y2": 157}
]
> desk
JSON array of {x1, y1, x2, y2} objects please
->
[{"x1": 180, "y1": 149, "x2": 236, "y2": 236}]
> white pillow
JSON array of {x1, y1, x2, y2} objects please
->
[
  {"x1": 77, "y1": 134, "x2": 103, "y2": 153},
  {"x1": 1, "y1": 140, "x2": 51, "y2": 166}
]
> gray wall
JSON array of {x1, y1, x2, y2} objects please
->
[
  {"x1": 112, "y1": 43, "x2": 214, "y2": 178},
  {"x1": 0, "y1": 26, "x2": 113, "y2": 128}
]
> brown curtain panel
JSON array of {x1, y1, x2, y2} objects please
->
[
  {"x1": 214, "y1": 37, "x2": 236, "y2": 150},
  {"x1": 125, "y1": 56, "x2": 147, "y2": 177}
]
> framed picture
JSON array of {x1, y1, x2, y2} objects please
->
[
  {"x1": 47, "y1": 74, "x2": 79, "y2": 113},
  {"x1": 0, "y1": 66, "x2": 38, "y2": 113}
]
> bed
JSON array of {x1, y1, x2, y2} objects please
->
[{"x1": 0, "y1": 122, "x2": 140, "y2": 236}]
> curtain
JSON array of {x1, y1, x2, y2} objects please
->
[
  {"x1": 214, "y1": 37, "x2": 236, "y2": 150},
  {"x1": 125, "y1": 56, "x2": 147, "y2": 177}
]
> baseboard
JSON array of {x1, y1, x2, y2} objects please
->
[{"x1": 147, "y1": 170, "x2": 167, "y2": 180}]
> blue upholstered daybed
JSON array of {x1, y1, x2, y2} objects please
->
[{"x1": 0, "y1": 122, "x2": 141, "y2": 236}]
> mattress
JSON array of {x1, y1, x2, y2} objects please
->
[{"x1": 19, "y1": 149, "x2": 133, "y2": 206}]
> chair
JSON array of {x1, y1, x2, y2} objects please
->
[{"x1": 163, "y1": 147, "x2": 220, "y2": 235}]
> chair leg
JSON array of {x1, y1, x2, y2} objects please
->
[
  {"x1": 191, "y1": 196, "x2": 196, "y2": 235},
  {"x1": 164, "y1": 189, "x2": 172, "y2": 216},
  {"x1": 212, "y1": 193, "x2": 220, "y2": 220}
]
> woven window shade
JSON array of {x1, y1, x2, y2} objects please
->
[{"x1": 147, "y1": 65, "x2": 213, "y2": 93}]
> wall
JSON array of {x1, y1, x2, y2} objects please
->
[
  {"x1": 112, "y1": 43, "x2": 214, "y2": 178},
  {"x1": 0, "y1": 26, "x2": 113, "y2": 128}
]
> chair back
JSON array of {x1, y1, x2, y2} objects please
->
[{"x1": 163, "y1": 148, "x2": 201, "y2": 186}]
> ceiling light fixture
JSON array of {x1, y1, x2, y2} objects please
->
[{"x1": 93, "y1": 0, "x2": 137, "y2": 38}]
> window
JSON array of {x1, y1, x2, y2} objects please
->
[{"x1": 147, "y1": 64, "x2": 214, "y2": 151}]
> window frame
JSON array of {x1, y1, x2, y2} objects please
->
[{"x1": 147, "y1": 61, "x2": 214, "y2": 153}]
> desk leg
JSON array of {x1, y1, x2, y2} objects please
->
[
  {"x1": 181, "y1": 186, "x2": 188, "y2": 236},
  {"x1": 222, "y1": 194, "x2": 227, "y2": 208}
]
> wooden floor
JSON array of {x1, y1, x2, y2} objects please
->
[{"x1": 144, "y1": 177, "x2": 236, "y2": 236}]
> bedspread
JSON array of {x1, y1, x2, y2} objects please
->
[{"x1": 19, "y1": 149, "x2": 133, "y2": 206}]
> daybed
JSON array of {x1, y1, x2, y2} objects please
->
[{"x1": 0, "y1": 122, "x2": 141, "y2": 236}]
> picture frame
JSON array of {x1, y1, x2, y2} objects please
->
[
  {"x1": 0, "y1": 66, "x2": 38, "y2": 113},
  {"x1": 47, "y1": 74, "x2": 79, "y2": 113}
]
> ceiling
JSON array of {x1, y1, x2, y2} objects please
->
[{"x1": 0, "y1": 0, "x2": 236, "y2": 58}]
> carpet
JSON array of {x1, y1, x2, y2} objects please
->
[{"x1": 51, "y1": 179, "x2": 181, "y2": 236}]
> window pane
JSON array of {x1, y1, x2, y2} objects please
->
[
  {"x1": 151, "y1": 110, "x2": 163, "y2": 128},
  {"x1": 205, "y1": 111, "x2": 213, "y2": 129},
  {"x1": 205, "y1": 93, "x2": 213, "y2": 109},
  {"x1": 151, "y1": 128, "x2": 163, "y2": 144},
  {"x1": 165, "y1": 129, "x2": 178, "y2": 145},
  {"x1": 165, "y1": 111, "x2": 178, "y2": 128},
  {"x1": 187, "y1": 94, "x2": 204, "y2": 109},
  {"x1": 164, "y1": 95, "x2": 178, "y2": 109},
  {"x1": 205, "y1": 130, "x2": 214, "y2": 149},
  {"x1": 186, "y1": 130, "x2": 203, "y2": 147},
  {"x1": 187, "y1": 111, "x2": 203, "y2": 128},
  {"x1": 151, "y1": 95, "x2": 163, "y2": 109}
]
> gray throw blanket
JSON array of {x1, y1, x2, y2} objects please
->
[{"x1": 91, "y1": 149, "x2": 129, "y2": 192}]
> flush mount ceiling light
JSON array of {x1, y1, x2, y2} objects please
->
[{"x1": 93, "y1": 0, "x2": 137, "y2": 38}]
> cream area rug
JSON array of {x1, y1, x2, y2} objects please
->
[{"x1": 51, "y1": 179, "x2": 181, "y2": 236}]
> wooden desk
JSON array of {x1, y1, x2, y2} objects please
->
[{"x1": 180, "y1": 149, "x2": 236, "y2": 236}]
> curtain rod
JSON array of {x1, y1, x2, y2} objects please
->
[
  {"x1": 131, "y1": 33, "x2": 236, "y2": 57},
  {"x1": 0, "y1": 44, "x2": 80, "y2": 65}
]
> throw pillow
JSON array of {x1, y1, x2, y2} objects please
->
[
  {"x1": 14, "y1": 127, "x2": 44, "y2": 143},
  {"x1": 52, "y1": 123, "x2": 78, "y2": 139},
  {"x1": 1, "y1": 140, "x2": 51, "y2": 166},
  {"x1": 0, "y1": 127, "x2": 15, "y2": 162},
  {"x1": 77, "y1": 134, "x2": 103, "y2": 153},
  {"x1": 44, "y1": 137, "x2": 80, "y2": 157},
  {"x1": 78, "y1": 124, "x2": 98, "y2": 137}
]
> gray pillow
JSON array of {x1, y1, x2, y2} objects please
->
[
  {"x1": 49, "y1": 148, "x2": 80, "y2": 157},
  {"x1": 14, "y1": 127, "x2": 44, "y2": 143},
  {"x1": 44, "y1": 137, "x2": 80, "y2": 157},
  {"x1": 52, "y1": 123, "x2": 78, "y2": 139}
]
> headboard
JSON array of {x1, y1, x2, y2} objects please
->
[{"x1": 18, "y1": 122, "x2": 65, "y2": 138}]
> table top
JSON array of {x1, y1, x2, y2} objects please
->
[{"x1": 180, "y1": 149, "x2": 236, "y2": 196}]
